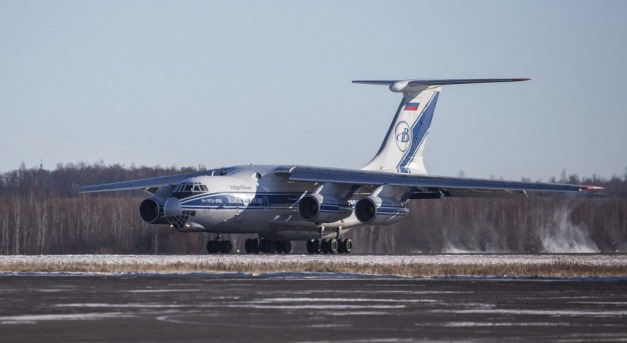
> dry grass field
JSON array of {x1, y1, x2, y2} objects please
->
[{"x1": 1, "y1": 254, "x2": 626, "y2": 277}]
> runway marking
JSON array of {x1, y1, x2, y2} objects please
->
[
  {"x1": 55, "y1": 303, "x2": 189, "y2": 308},
  {"x1": 0, "y1": 312, "x2": 130, "y2": 324},
  {"x1": 440, "y1": 321, "x2": 574, "y2": 327},
  {"x1": 250, "y1": 297, "x2": 437, "y2": 303},
  {"x1": 225, "y1": 304, "x2": 406, "y2": 310},
  {"x1": 431, "y1": 309, "x2": 627, "y2": 317},
  {"x1": 438, "y1": 321, "x2": 626, "y2": 327}
]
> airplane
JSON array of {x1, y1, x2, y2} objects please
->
[{"x1": 80, "y1": 78, "x2": 603, "y2": 254}]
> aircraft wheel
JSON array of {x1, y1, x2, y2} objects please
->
[
  {"x1": 220, "y1": 240, "x2": 233, "y2": 254},
  {"x1": 267, "y1": 240, "x2": 276, "y2": 254},
  {"x1": 251, "y1": 238, "x2": 260, "y2": 254},
  {"x1": 329, "y1": 238, "x2": 338, "y2": 254},
  {"x1": 340, "y1": 238, "x2": 353, "y2": 254},
  {"x1": 260, "y1": 239, "x2": 276, "y2": 254},
  {"x1": 245, "y1": 238, "x2": 259, "y2": 254},
  {"x1": 306, "y1": 239, "x2": 320, "y2": 254},
  {"x1": 206, "y1": 241, "x2": 219, "y2": 254},
  {"x1": 321, "y1": 239, "x2": 330, "y2": 254},
  {"x1": 279, "y1": 241, "x2": 291, "y2": 254}
]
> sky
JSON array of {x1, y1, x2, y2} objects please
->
[{"x1": 1, "y1": 0, "x2": 626, "y2": 181}]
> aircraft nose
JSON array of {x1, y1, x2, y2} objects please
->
[{"x1": 164, "y1": 197, "x2": 182, "y2": 217}]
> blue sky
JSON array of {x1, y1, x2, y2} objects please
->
[{"x1": 1, "y1": 0, "x2": 625, "y2": 181}]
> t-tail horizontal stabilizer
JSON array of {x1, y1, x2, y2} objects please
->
[
  {"x1": 357, "y1": 78, "x2": 531, "y2": 174},
  {"x1": 353, "y1": 78, "x2": 531, "y2": 92}
]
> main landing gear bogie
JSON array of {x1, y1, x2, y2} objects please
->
[
  {"x1": 205, "y1": 236, "x2": 352, "y2": 255},
  {"x1": 306, "y1": 238, "x2": 353, "y2": 254},
  {"x1": 206, "y1": 239, "x2": 233, "y2": 254},
  {"x1": 244, "y1": 238, "x2": 292, "y2": 254}
]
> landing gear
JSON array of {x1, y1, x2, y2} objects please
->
[
  {"x1": 276, "y1": 240, "x2": 292, "y2": 254},
  {"x1": 206, "y1": 234, "x2": 233, "y2": 254},
  {"x1": 244, "y1": 238, "x2": 260, "y2": 254},
  {"x1": 338, "y1": 238, "x2": 353, "y2": 254},
  {"x1": 244, "y1": 238, "x2": 291, "y2": 254},
  {"x1": 306, "y1": 238, "x2": 353, "y2": 254},
  {"x1": 306, "y1": 238, "x2": 321, "y2": 254},
  {"x1": 321, "y1": 238, "x2": 339, "y2": 254}
]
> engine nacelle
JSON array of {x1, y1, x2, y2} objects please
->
[
  {"x1": 355, "y1": 196, "x2": 409, "y2": 225},
  {"x1": 298, "y1": 194, "x2": 352, "y2": 223},
  {"x1": 139, "y1": 198, "x2": 169, "y2": 224}
]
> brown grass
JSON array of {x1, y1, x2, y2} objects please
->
[{"x1": 1, "y1": 257, "x2": 626, "y2": 277}]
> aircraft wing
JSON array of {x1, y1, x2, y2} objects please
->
[
  {"x1": 275, "y1": 166, "x2": 602, "y2": 198},
  {"x1": 79, "y1": 170, "x2": 209, "y2": 193}
]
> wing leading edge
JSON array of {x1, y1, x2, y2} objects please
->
[
  {"x1": 79, "y1": 170, "x2": 210, "y2": 193},
  {"x1": 275, "y1": 166, "x2": 603, "y2": 196}
]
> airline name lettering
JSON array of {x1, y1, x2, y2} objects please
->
[{"x1": 230, "y1": 185, "x2": 252, "y2": 191}]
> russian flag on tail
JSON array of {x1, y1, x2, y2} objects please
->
[{"x1": 404, "y1": 102, "x2": 419, "y2": 111}]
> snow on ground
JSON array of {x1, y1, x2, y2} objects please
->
[
  {"x1": 0, "y1": 254, "x2": 622, "y2": 266},
  {"x1": 0, "y1": 254, "x2": 621, "y2": 266}
]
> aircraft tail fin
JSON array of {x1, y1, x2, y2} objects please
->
[{"x1": 357, "y1": 78, "x2": 530, "y2": 174}]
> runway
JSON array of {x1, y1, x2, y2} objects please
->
[{"x1": 1, "y1": 274, "x2": 626, "y2": 342}]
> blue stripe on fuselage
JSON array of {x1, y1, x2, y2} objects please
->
[{"x1": 180, "y1": 192, "x2": 303, "y2": 209}]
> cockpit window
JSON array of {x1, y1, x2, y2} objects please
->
[{"x1": 173, "y1": 182, "x2": 208, "y2": 198}]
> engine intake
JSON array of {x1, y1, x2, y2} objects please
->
[
  {"x1": 139, "y1": 198, "x2": 168, "y2": 224},
  {"x1": 355, "y1": 197, "x2": 378, "y2": 223},
  {"x1": 298, "y1": 194, "x2": 352, "y2": 223},
  {"x1": 355, "y1": 196, "x2": 409, "y2": 225}
]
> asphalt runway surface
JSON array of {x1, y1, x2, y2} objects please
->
[{"x1": 1, "y1": 274, "x2": 626, "y2": 342}]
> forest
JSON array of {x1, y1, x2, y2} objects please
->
[{"x1": 1, "y1": 162, "x2": 625, "y2": 255}]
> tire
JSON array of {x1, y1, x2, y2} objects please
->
[
  {"x1": 260, "y1": 239, "x2": 276, "y2": 254},
  {"x1": 282, "y1": 241, "x2": 292, "y2": 254},
  {"x1": 321, "y1": 239, "x2": 330, "y2": 254},
  {"x1": 220, "y1": 240, "x2": 233, "y2": 254},
  {"x1": 275, "y1": 241, "x2": 284, "y2": 254},
  {"x1": 267, "y1": 240, "x2": 276, "y2": 254},
  {"x1": 344, "y1": 239, "x2": 353, "y2": 254},
  {"x1": 276, "y1": 241, "x2": 289, "y2": 254},
  {"x1": 251, "y1": 239, "x2": 260, "y2": 254},
  {"x1": 244, "y1": 239, "x2": 252, "y2": 253},
  {"x1": 206, "y1": 241, "x2": 218, "y2": 254},
  {"x1": 306, "y1": 239, "x2": 320, "y2": 254},
  {"x1": 329, "y1": 239, "x2": 338, "y2": 254}
]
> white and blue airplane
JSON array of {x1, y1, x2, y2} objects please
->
[{"x1": 81, "y1": 78, "x2": 602, "y2": 254}]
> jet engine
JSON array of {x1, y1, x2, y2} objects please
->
[
  {"x1": 355, "y1": 196, "x2": 409, "y2": 225},
  {"x1": 298, "y1": 194, "x2": 352, "y2": 223},
  {"x1": 138, "y1": 198, "x2": 169, "y2": 224}
]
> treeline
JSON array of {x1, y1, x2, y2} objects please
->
[{"x1": 0, "y1": 162, "x2": 626, "y2": 254}]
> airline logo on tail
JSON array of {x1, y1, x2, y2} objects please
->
[{"x1": 395, "y1": 121, "x2": 411, "y2": 152}]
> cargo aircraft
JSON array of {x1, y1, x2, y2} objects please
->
[{"x1": 81, "y1": 78, "x2": 602, "y2": 254}]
